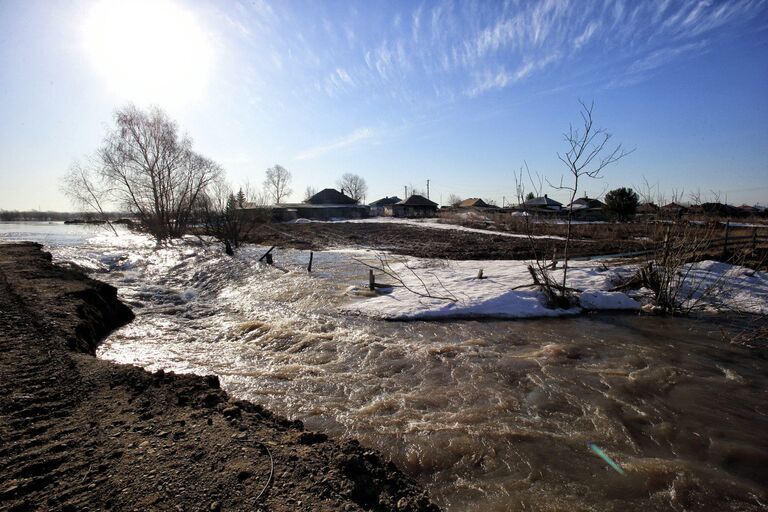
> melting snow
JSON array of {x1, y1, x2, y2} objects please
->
[{"x1": 340, "y1": 255, "x2": 768, "y2": 320}]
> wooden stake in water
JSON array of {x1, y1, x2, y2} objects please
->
[
  {"x1": 588, "y1": 442, "x2": 625, "y2": 475},
  {"x1": 307, "y1": 251, "x2": 313, "y2": 273}
]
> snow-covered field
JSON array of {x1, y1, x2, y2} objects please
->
[{"x1": 341, "y1": 254, "x2": 768, "y2": 320}]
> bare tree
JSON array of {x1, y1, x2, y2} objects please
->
[
  {"x1": 65, "y1": 105, "x2": 223, "y2": 241},
  {"x1": 337, "y1": 173, "x2": 368, "y2": 203},
  {"x1": 61, "y1": 162, "x2": 119, "y2": 235},
  {"x1": 636, "y1": 176, "x2": 658, "y2": 205},
  {"x1": 303, "y1": 186, "x2": 318, "y2": 202},
  {"x1": 446, "y1": 194, "x2": 463, "y2": 206},
  {"x1": 688, "y1": 188, "x2": 702, "y2": 206},
  {"x1": 264, "y1": 164, "x2": 292, "y2": 204},
  {"x1": 549, "y1": 100, "x2": 633, "y2": 298},
  {"x1": 407, "y1": 185, "x2": 426, "y2": 197},
  {"x1": 670, "y1": 187, "x2": 685, "y2": 205}
]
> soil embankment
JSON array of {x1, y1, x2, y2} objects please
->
[{"x1": 0, "y1": 243, "x2": 439, "y2": 511}]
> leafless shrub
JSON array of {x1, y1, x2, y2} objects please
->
[
  {"x1": 620, "y1": 222, "x2": 760, "y2": 314},
  {"x1": 726, "y1": 315, "x2": 768, "y2": 350},
  {"x1": 513, "y1": 165, "x2": 570, "y2": 308},
  {"x1": 352, "y1": 253, "x2": 459, "y2": 302},
  {"x1": 196, "y1": 179, "x2": 268, "y2": 253}
]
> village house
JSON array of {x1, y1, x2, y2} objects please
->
[
  {"x1": 567, "y1": 196, "x2": 605, "y2": 220},
  {"x1": 456, "y1": 198, "x2": 497, "y2": 209},
  {"x1": 391, "y1": 195, "x2": 439, "y2": 218},
  {"x1": 688, "y1": 202, "x2": 745, "y2": 218},
  {"x1": 659, "y1": 202, "x2": 688, "y2": 218},
  {"x1": 636, "y1": 202, "x2": 659, "y2": 216},
  {"x1": 518, "y1": 194, "x2": 563, "y2": 214},
  {"x1": 270, "y1": 188, "x2": 369, "y2": 221},
  {"x1": 368, "y1": 196, "x2": 402, "y2": 217},
  {"x1": 737, "y1": 204, "x2": 764, "y2": 217}
]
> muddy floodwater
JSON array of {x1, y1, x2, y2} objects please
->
[{"x1": 3, "y1": 223, "x2": 767, "y2": 511}]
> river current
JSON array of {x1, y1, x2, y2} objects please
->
[{"x1": 2, "y1": 222, "x2": 766, "y2": 511}]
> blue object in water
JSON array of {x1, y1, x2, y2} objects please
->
[{"x1": 588, "y1": 442, "x2": 626, "y2": 475}]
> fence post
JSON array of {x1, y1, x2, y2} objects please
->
[
  {"x1": 369, "y1": 269, "x2": 375, "y2": 291},
  {"x1": 477, "y1": 269, "x2": 484, "y2": 279},
  {"x1": 307, "y1": 251, "x2": 313, "y2": 273}
]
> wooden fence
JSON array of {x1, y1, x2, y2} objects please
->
[
  {"x1": 655, "y1": 222, "x2": 768, "y2": 256},
  {"x1": 707, "y1": 223, "x2": 768, "y2": 253}
]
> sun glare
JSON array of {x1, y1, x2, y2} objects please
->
[{"x1": 82, "y1": 0, "x2": 213, "y2": 107}]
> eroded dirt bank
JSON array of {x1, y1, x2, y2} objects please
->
[{"x1": 0, "y1": 243, "x2": 440, "y2": 512}]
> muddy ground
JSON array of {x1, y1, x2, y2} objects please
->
[
  {"x1": 245, "y1": 222, "x2": 647, "y2": 260},
  {"x1": 0, "y1": 243, "x2": 439, "y2": 512},
  {"x1": 242, "y1": 221, "x2": 768, "y2": 270}
]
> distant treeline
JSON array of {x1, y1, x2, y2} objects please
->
[{"x1": 0, "y1": 210, "x2": 130, "y2": 222}]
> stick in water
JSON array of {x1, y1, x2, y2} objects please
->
[{"x1": 588, "y1": 442, "x2": 625, "y2": 475}]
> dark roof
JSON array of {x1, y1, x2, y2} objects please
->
[
  {"x1": 570, "y1": 197, "x2": 604, "y2": 209},
  {"x1": 306, "y1": 188, "x2": 357, "y2": 205},
  {"x1": 397, "y1": 194, "x2": 438, "y2": 207},
  {"x1": 522, "y1": 195, "x2": 562, "y2": 208},
  {"x1": 661, "y1": 202, "x2": 687, "y2": 210},
  {"x1": 457, "y1": 198, "x2": 490, "y2": 208},
  {"x1": 700, "y1": 202, "x2": 740, "y2": 215},
  {"x1": 636, "y1": 202, "x2": 659, "y2": 213},
  {"x1": 369, "y1": 196, "x2": 402, "y2": 206}
]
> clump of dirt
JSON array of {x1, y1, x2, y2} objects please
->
[{"x1": 0, "y1": 242, "x2": 440, "y2": 512}]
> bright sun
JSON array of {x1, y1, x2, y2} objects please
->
[{"x1": 82, "y1": 0, "x2": 213, "y2": 107}]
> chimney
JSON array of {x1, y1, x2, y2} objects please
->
[{"x1": 544, "y1": 194, "x2": 548, "y2": 198}]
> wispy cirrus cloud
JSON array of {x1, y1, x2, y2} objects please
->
[
  {"x1": 218, "y1": 0, "x2": 767, "y2": 105},
  {"x1": 467, "y1": 69, "x2": 512, "y2": 97},
  {"x1": 467, "y1": 53, "x2": 559, "y2": 96},
  {"x1": 294, "y1": 127, "x2": 374, "y2": 161}
]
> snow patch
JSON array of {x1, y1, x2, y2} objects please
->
[
  {"x1": 579, "y1": 291, "x2": 640, "y2": 310},
  {"x1": 339, "y1": 254, "x2": 767, "y2": 320}
]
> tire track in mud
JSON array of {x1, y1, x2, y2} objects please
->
[
  {"x1": 0, "y1": 270, "x2": 95, "y2": 510},
  {"x1": 0, "y1": 243, "x2": 441, "y2": 512}
]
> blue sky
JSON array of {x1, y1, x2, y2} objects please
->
[{"x1": 1, "y1": 0, "x2": 767, "y2": 210}]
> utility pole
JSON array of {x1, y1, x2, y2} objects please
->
[
  {"x1": 404, "y1": 186, "x2": 408, "y2": 199},
  {"x1": 502, "y1": 196, "x2": 505, "y2": 208},
  {"x1": 426, "y1": 179, "x2": 430, "y2": 200}
]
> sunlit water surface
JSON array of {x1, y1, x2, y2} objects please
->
[{"x1": 2, "y1": 222, "x2": 766, "y2": 511}]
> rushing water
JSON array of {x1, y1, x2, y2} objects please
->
[{"x1": 2, "y1": 222, "x2": 767, "y2": 511}]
